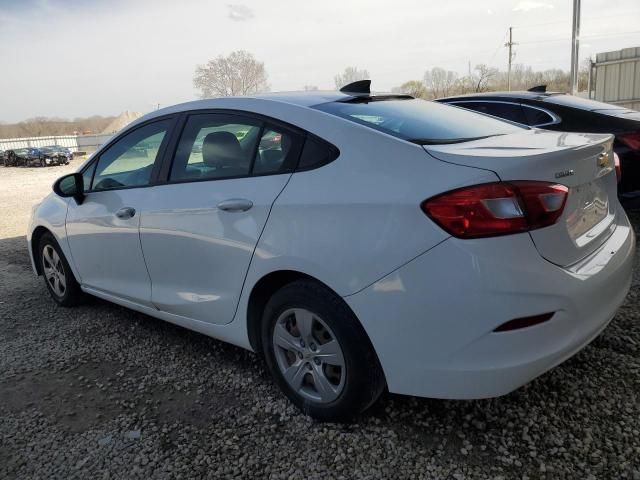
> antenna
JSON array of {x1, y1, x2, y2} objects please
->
[{"x1": 339, "y1": 80, "x2": 371, "y2": 95}]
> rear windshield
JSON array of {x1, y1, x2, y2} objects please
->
[{"x1": 314, "y1": 98, "x2": 524, "y2": 145}]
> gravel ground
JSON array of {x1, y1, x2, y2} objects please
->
[{"x1": 1, "y1": 161, "x2": 639, "y2": 480}]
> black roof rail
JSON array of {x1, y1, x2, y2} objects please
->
[
  {"x1": 339, "y1": 80, "x2": 371, "y2": 95},
  {"x1": 527, "y1": 85, "x2": 547, "y2": 93}
]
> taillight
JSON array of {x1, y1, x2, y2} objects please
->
[
  {"x1": 613, "y1": 151, "x2": 621, "y2": 183},
  {"x1": 421, "y1": 181, "x2": 568, "y2": 239},
  {"x1": 619, "y1": 131, "x2": 640, "y2": 150}
]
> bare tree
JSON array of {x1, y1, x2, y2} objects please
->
[
  {"x1": 193, "y1": 50, "x2": 269, "y2": 98},
  {"x1": 0, "y1": 115, "x2": 116, "y2": 138},
  {"x1": 334, "y1": 67, "x2": 370, "y2": 89},
  {"x1": 423, "y1": 67, "x2": 459, "y2": 98},
  {"x1": 393, "y1": 80, "x2": 428, "y2": 99},
  {"x1": 473, "y1": 64, "x2": 499, "y2": 92}
]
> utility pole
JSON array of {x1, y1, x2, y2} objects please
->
[
  {"x1": 505, "y1": 27, "x2": 517, "y2": 91},
  {"x1": 569, "y1": 0, "x2": 581, "y2": 94}
]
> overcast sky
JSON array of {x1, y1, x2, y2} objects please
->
[{"x1": 0, "y1": 0, "x2": 639, "y2": 122}]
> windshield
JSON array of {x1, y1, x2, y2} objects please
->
[{"x1": 314, "y1": 98, "x2": 524, "y2": 144}]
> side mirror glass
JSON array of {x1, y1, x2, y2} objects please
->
[{"x1": 53, "y1": 173, "x2": 85, "y2": 204}]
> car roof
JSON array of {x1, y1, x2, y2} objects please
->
[
  {"x1": 438, "y1": 91, "x2": 566, "y2": 102},
  {"x1": 438, "y1": 91, "x2": 640, "y2": 119},
  {"x1": 136, "y1": 90, "x2": 412, "y2": 125}
]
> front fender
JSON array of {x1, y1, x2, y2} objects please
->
[{"x1": 28, "y1": 194, "x2": 79, "y2": 281}]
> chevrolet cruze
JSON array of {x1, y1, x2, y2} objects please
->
[{"x1": 28, "y1": 82, "x2": 635, "y2": 420}]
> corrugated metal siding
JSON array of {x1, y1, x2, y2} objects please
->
[
  {"x1": 594, "y1": 46, "x2": 640, "y2": 111},
  {"x1": 0, "y1": 134, "x2": 112, "y2": 152}
]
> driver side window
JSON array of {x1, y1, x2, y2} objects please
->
[{"x1": 91, "y1": 119, "x2": 171, "y2": 191}]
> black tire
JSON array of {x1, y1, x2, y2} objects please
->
[
  {"x1": 38, "y1": 232, "x2": 83, "y2": 306},
  {"x1": 261, "y1": 279, "x2": 386, "y2": 421}
]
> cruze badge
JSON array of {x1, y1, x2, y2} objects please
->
[
  {"x1": 555, "y1": 169, "x2": 575, "y2": 179},
  {"x1": 597, "y1": 152, "x2": 609, "y2": 169}
]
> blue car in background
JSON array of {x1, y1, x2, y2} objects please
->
[{"x1": 41, "y1": 145, "x2": 72, "y2": 165}]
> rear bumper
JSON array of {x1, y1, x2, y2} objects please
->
[{"x1": 345, "y1": 210, "x2": 635, "y2": 399}]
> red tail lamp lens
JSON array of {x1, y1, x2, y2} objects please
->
[{"x1": 421, "y1": 181, "x2": 568, "y2": 238}]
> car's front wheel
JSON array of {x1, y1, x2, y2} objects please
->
[
  {"x1": 39, "y1": 232, "x2": 83, "y2": 306},
  {"x1": 261, "y1": 280, "x2": 385, "y2": 421}
]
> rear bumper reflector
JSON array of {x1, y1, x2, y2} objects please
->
[{"x1": 493, "y1": 312, "x2": 555, "y2": 332}]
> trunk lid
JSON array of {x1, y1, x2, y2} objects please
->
[{"x1": 425, "y1": 129, "x2": 618, "y2": 267}]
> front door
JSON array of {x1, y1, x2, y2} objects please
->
[
  {"x1": 66, "y1": 119, "x2": 173, "y2": 305},
  {"x1": 139, "y1": 113, "x2": 302, "y2": 324}
]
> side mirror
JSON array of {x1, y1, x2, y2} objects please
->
[{"x1": 53, "y1": 173, "x2": 85, "y2": 205}]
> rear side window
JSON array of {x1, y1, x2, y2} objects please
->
[
  {"x1": 170, "y1": 114, "x2": 302, "y2": 181},
  {"x1": 253, "y1": 126, "x2": 303, "y2": 175},
  {"x1": 297, "y1": 135, "x2": 339, "y2": 170},
  {"x1": 170, "y1": 115, "x2": 261, "y2": 181},
  {"x1": 454, "y1": 101, "x2": 527, "y2": 125},
  {"x1": 314, "y1": 99, "x2": 523, "y2": 145},
  {"x1": 521, "y1": 105, "x2": 556, "y2": 126}
]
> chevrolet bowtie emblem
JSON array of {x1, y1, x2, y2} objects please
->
[{"x1": 597, "y1": 152, "x2": 609, "y2": 169}]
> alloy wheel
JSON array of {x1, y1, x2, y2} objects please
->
[
  {"x1": 42, "y1": 245, "x2": 66, "y2": 297},
  {"x1": 272, "y1": 308, "x2": 346, "y2": 403}
]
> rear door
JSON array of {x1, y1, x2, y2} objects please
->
[
  {"x1": 139, "y1": 112, "x2": 303, "y2": 325},
  {"x1": 425, "y1": 129, "x2": 618, "y2": 266}
]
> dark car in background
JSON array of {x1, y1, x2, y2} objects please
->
[
  {"x1": 40, "y1": 145, "x2": 72, "y2": 165},
  {"x1": 4, "y1": 147, "x2": 46, "y2": 167},
  {"x1": 437, "y1": 88, "x2": 640, "y2": 206}
]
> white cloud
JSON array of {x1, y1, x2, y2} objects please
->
[
  {"x1": 513, "y1": 1, "x2": 554, "y2": 12},
  {"x1": 227, "y1": 4, "x2": 254, "y2": 21}
]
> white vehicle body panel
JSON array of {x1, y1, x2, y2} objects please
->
[
  {"x1": 139, "y1": 174, "x2": 292, "y2": 325},
  {"x1": 28, "y1": 94, "x2": 636, "y2": 399},
  {"x1": 425, "y1": 129, "x2": 618, "y2": 267},
  {"x1": 345, "y1": 211, "x2": 634, "y2": 398},
  {"x1": 65, "y1": 189, "x2": 154, "y2": 306}
]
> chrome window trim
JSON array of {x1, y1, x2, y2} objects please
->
[{"x1": 447, "y1": 100, "x2": 561, "y2": 127}]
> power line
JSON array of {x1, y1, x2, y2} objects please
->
[
  {"x1": 517, "y1": 30, "x2": 640, "y2": 45},
  {"x1": 512, "y1": 11, "x2": 640, "y2": 29}
]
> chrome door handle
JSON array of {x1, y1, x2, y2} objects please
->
[
  {"x1": 217, "y1": 198, "x2": 253, "y2": 212},
  {"x1": 115, "y1": 207, "x2": 136, "y2": 219}
]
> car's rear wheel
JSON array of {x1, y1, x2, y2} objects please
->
[
  {"x1": 39, "y1": 232, "x2": 83, "y2": 306},
  {"x1": 261, "y1": 280, "x2": 385, "y2": 421}
]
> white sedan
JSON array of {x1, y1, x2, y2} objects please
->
[{"x1": 28, "y1": 82, "x2": 635, "y2": 421}]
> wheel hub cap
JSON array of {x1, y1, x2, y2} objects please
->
[{"x1": 272, "y1": 308, "x2": 346, "y2": 404}]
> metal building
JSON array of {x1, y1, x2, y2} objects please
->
[{"x1": 588, "y1": 46, "x2": 640, "y2": 111}]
